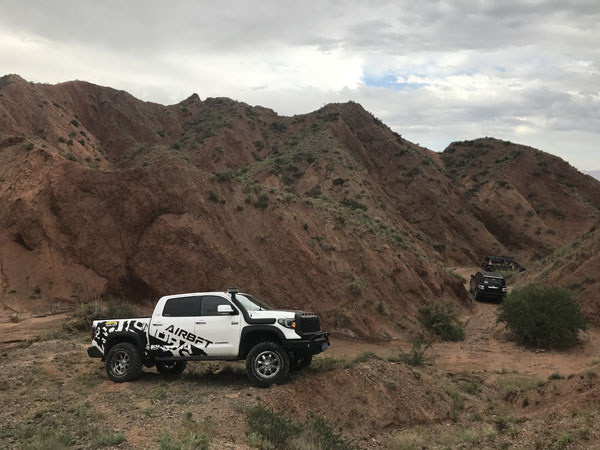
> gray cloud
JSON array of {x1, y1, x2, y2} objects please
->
[{"x1": 0, "y1": 0, "x2": 599, "y2": 170}]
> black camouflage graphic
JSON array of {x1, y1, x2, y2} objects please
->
[
  {"x1": 148, "y1": 324, "x2": 211, "y2": 357},
  {"x1": 92, "y1": 319, "x2": 212, "y2": 358},
  {"x1": 93, "y1": 319, "x2": 148, "y2": 353}
]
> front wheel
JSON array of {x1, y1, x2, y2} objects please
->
[
  {"x1": 156, "y1": 360, "x2": 187, "y2": 376},
  {"x1": 246, "y1": 341, "x2": 289, "y2": 388},
  {"x1": 106, "y1": 342, "x2": 143, "y2": 382}
]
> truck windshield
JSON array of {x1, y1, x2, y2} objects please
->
[{"x1": 236, "y1": 294, "x2": 273, "y2": 311}]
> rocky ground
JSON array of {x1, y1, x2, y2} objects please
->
[{"x1": 1, "y1": 284, "x2": 600, "y2": 450}]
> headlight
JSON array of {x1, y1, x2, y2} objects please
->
[
  {"x1": 478, "y1": 284, "x2": 485, "y2": 290},
  {"x1": 502, "y1": 287, "x2": 507, "y2": 292},
  {"x1": 278, "y1": 318, "x2": 296, "y2": 329}
]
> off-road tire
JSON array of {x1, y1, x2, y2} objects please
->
[
  {"x1": 156, "y1": 360, "x2": 187, "y2": 376},
  {"x1": 246, "y1": 341, "x2": 289, "y2": 388},
  {"x1": 289, "y1": 354, "x2": 312, "y2": 372},
  {"x1": 106, "y1": 342, "x2": 143, "y2": 382}
]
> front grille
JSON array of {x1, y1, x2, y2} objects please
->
[{"x1": 296, "y1": 314, "x2": 320, "y2": 333}]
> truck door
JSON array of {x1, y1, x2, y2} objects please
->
[
  {"x1": 148, "y1": 296, "x2": 207, "y2": 358},
  {"x1": 195, "y1": 295, "x2": 242, "y2": 357}
]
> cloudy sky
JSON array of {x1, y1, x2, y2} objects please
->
[{"x1": 1, "y1": 0, "x2": 599, "y2": 171}]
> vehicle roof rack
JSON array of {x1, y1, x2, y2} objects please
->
[{"x1": 227, "y1": 287, "x2": 240, "y2": 294}]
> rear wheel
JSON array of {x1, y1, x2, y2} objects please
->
[
  {"x1": 106, "y1": 342, "x2": 143, "y2": 382},
  {"x1": 246, "y1": 341, "x2": 289, "y2": 388},
  {"x1": 289, "y1": 354, "x2": 312, "y2": 372},
  {"x1": 156, "y1": 360, "x2": 187, "y2": 376}
]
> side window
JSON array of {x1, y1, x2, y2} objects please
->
[
  {"x1": 201, "y1": 296, "x2": 236, "y2": 316},
  {"x1": 162, "y1": 296, "x2": 201, "y2": 317}
]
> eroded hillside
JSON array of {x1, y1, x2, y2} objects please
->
[
  {"x1": 441, "y1": 138, "x2": 600, "y2": 259},
  {"x1": 1, "y1": 75, "x2": 599, "y2": 335}
]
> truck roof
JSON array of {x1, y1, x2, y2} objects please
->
[{"x1": 159, "y1": 291, "x2": 235, "y2": 299}]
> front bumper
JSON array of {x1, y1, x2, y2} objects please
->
[
  {"x1": 87, "y1": 346, "x2": 103, "y2": 358},
  {"x1": 284, "y1": 332, "x2": 330, "y2": 355}
]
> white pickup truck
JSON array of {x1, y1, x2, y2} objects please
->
[{"x1": 87, "y1": 288, "x2": 329, "y2": 387}]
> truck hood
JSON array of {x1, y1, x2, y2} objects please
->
[{"x1": 247, "y1": 309, "x2": 313, "y2": 320}]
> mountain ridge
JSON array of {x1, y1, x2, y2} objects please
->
[{"x1": 1, "y1": 75, "x2": 598, "y2": 335}]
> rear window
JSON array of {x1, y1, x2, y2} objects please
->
[
  {"x1": 162, "y1": 296, "x2": 201, "y2": 317},
  {"x1": 483, "y1": 277, "x2": 504, "y2": 287}
]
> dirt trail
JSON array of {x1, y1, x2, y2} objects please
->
[
  {"x1": 328, "y1": 267, "x2": 600, "y2": 377},
  {"x1": 2, "y1": 269, "x2": 599, "y2": 378},
  {"x1": 0, "y1": 311, "x2": 70, "y2": 343}
]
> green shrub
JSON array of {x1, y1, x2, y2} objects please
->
[
  {"x1": 418, "y1": 302, "x2": 465, "y2": 341},
  {"x1": 246, "y1": 406, "x2": 298, "y2": 448},
  {"x1": 270, "y1": 121, "x2": 287, "y2": 133},
  {"x1": 340, "y1": 198, "x2": 367, "y2": 211},
  {"x1": 208, "y1": 190, "x2": 220, "y2": 203},
  {"x1": 215, "y1": 169, "x2": 234, "y2": 182},
  {"x1": 94, "y1": 431, "x2": 126, "y2": 446},
  {"x1": 254, "y1": 193, "x2": 269, "y2": 209},
  {"x1": 69, "y1": 301, "x2": 138, "y2": 332},
  {"x1": 245, "y1": 406, "x2": 354, "y2": 450},
  {"x1": 349, "y1": 276, "x2": 365, "y2": 294},
  {"x1": 158, "y1": 431, "x2": 210, "y2": 450},
  {"x1": 497, "y1": 284, "x2": 587, "y2": 348},
  {"x1": 347, "y1": 351, "x2": 382, "y2": 367},
  {"x1": 390, "y1": 331, "x2": 434, "y2": 367}
]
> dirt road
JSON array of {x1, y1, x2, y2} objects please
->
[{"x1": 328, "y1": 267, "x2": 600, "y2": 377}]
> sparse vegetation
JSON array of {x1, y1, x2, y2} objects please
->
[
  {"x1": 498, "y1": 373, "x2": 545, "y2": 394},
  {"x1": 215, "y1": 169, "x2": 234, "y2": 182},
  {"x1": 254, "y1": 193, "x2": 269, "y2": 209},
  {"x1": 208, "y1": 190, "x2": 220, "y2": 203},
  {"x1": 497, "y1": 284, "x2": 587, "y2": 348},
  {"x1": 95, "y1": 431, "x2": 126, "y2": 446},
  {"x1": 245, "y1": 405, "x2": 354, "y2": 450},
  {"x1": 391, "y1": 332, "x2": 435, "y2": 367},
  {"x1": 270, "y1": 121, "x2": 287, "y2": 133},
  {"x1": 158, "y1": 431, "x2": 210, "y2": 450},
  {"x1": 68, "y1": 300, "x2": 139, "y2": 332},
  {"x1": 340, "y1": 198, "x2": 367, "y2": 211},
  {"x1": 347, "y1": 351, "x2": 382, "y2": 367},
  {"x1": 376, "y1": 300, "x2": 391, "y2": 317},
  {"x1": 417, "y1": 302, "x2": 465, "y2": 342},
  {"x1": 349, "y1": 276, "x2": 366, "y2": 294}
]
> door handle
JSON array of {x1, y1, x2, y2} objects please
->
[
  {"x1": 195, "y1": 321, "x2": 207, "y2": 325},
  {"x1": 231, "y1": 321, "x2": 239, "y2": 325},
  {"x1": 153, "y1": 323, "x2": 163, "y2": 327}
]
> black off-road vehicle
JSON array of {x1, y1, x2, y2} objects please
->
[
  {"x1": 470, "y1": 271, "x2": 507, "y2": 302},
  {"x1": 481, "y1": 256, "x2": 526, "y2": 272}
]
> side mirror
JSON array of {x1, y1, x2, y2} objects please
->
[
  {"x1": 217, "y1": 304, "x2": 235, "y2": 315},
  {"x1": 470, "y1": 274, "x2": 475, "y2": 279}
]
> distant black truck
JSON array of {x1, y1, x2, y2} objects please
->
[
  {"x1": 481, "y1": 256, "x2": 526, "y2": 272},
  {"x1": 470, "y1": 271, "x2": 507, "y2": 302}
]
